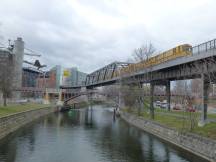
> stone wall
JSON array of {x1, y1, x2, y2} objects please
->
[
  {"x1": 0, "y1": 107, "x2": 55, "y2": 140},
  {"x1": 120, "y1": 112, "x2": 216, "y2": 162}
]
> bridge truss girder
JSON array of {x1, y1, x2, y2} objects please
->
[{"x1": 85, "y1": 61, "x2": 130, "y2": 86}]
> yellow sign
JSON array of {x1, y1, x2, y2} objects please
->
[{"x1": 63, "y1": 70, "x2": 70, "y2": 77}]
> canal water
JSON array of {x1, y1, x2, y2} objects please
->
[{"x1": 0, "y1": 105, "x2": 208, "y2": 162}]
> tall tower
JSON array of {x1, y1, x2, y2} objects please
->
[{"x1": 12, "y1": 37, "x2": 24, "y2": 99}]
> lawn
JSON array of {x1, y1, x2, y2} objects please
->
[
  {"x1": 0, "y1": 103, "x2": 51, "y2": 117},
  {"x1": 123, "y1": 107, "x2": 216, "y2": 140}
]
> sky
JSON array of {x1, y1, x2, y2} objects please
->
[{"x1": 0, "y1": 0, "x2": 216, "y2": 73}]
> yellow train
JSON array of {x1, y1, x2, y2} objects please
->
[{"x1": 114, "y1": 44, "x2": 192, "y2": 77}]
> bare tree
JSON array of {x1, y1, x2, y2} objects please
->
[
  {"x1": 101, "y1": 85, "x2": 119, "y2": 107},
  {"x1": 122, "y1": 83, "x2": 139, "y2": 112},
  {"x1": 132, "y1": 43, "x2": 156, "y2": 62},
  {"x1": 0, "y1": 53, "x2": 14, "y2": 106},
  {"x1": 131, "y1": 43, "x2": 157, "y2": 117},
  {"x1": 190, "y1": 79, "x2": 202, "y2": 97},
  {"x1": 120, "y1": 43, "x2": 156, "y2": 115},
  {"x1": 173, "y1": 80, "x2": 190, "y2": 96}
]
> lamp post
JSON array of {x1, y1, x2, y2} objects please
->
[
  {"x1": 57, "y1": 69, "x2": 64, "y2": 106},
  {"x1": 42, "y1": 71, "x2": 50, "y2": 104}
]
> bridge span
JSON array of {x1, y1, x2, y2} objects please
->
[{"x1": 60, "y1": 39, "x2": 216, "y2": 125}]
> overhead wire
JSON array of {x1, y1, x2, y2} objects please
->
[{"x1": 24, "y1": 43, "x2": 43, "y2": 57}]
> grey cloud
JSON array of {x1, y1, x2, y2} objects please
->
[{"x1": 0, "y1": 0, "x2": 216, "y2": 74}]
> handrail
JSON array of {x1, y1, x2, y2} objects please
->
[{"x1": 191, "y1": 38, "x2": 216, "y2": 55}]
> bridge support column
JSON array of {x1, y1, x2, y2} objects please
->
[
  {"x1": 150, "y1": 82, "x2": 155, "y2": 119},
  {"x1": 138, "y1": 83, "x2": 143, "y2": 116},
  {"x1": 166, "y1": 81, "x2": 171, "y2": 111},
  {"x1": 118, "y1": 87, "x2": 125, "y2": 109},
  {"x1": 62, "y1": 93, "x2": 65, "y2": 101},
  {"x1": 57, "y1": 89, "x2": 63, "y2": 106},
  {"x1": 43, "y1": 90, "x2": 50, "y2": 105},
  {"x1": 199, "y1": 74, "x2": 210, "y2": 127},
  {"x1": 64, "y1": 93, "x2": 66, "y2": 100}
]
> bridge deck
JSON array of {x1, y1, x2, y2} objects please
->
[
  {"x1": 129, "y1": 47, "x2": 216, "y2": 78},
  {"x1": 62, "y1": 39, "x2": 216, "y2": 88}
]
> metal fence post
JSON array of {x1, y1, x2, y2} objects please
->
[
  {"x1": 206, "y1": 42, "x2": 208, "y2": 52},
  {"x1": 214, "y1": 39, "x2": 216, "y2": 49},
  {"x1": 198, "y1": 45, "x2": 200, "y2": 54}
]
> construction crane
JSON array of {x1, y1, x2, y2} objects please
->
[
  {"x1": 24, "y1": 52, "x2": 41, "y2": 57},
  {"x1": 23, "y1": 46, "x2": 46, "y2": 69},
  {"x1": 23, "y1": 60, "x2": 47, "y2": 70},
  {"x1": 24, "y1": 47, "x2": 42, "y2": 57}
]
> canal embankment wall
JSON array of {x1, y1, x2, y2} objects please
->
[
  {"x1": 120, "y1": 111, "x2": 216, "y2": 162},
  {"x1": 0, "y1": 107, "x2": 56, "y2": 140}
]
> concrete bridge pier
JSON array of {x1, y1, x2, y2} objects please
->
[
  {"x1": 118, "y1": 87, "x2": 125, "y2": 109},
  {"x1": 86, "y1": 87, "x2": 93, "y2": 105},
  {"x1": 150, "y1": 80, "x2": 171, "y2": 119},
  {"x1": 138, "y1": 83, "x2": 143, "y2": 115},
  {"x1": 150, "y1": 82, "x2": 155, "y2": 119},
  {"x1": 43, "y1": 91, "x2": 50, "y2": 105},
  {"x1": 57, "y1": 89, "x2": 63, "y2": 106},
  {"x1": 166, "y1": 81, "x2": 171, "y2": 111},
  {"x1": 199, "y1": 74, "x2": 210, "y2": 127}
]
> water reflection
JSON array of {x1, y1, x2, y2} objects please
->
[{"x1": 0, "y1": 105, "x2": 209, "y2": 162}]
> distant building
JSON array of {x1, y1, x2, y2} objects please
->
[
  {"x1": 0, "y1": 49, "x2": 14, "y2": 103},
  {"x1": 36, "y1": 75, "x2": 48, "y2": 89},
  {"x1": 35, "y1": 65, "x2": 86, "y2": 89},
  {"x1": 22, "y1": 67, "x2": 42, "y2": 87},
  {"x1": 36, "y1": 65, "x2": 62, "y2": 89},
  {"x1": 0, "y1": 38, "x2": 24, "y2": 99},
  {"x1": 62, "y1": 67, "x2": 87, "y2": 87},
  {"x1": 0, "y1": 49, "x2": 13, "y2": 66}
]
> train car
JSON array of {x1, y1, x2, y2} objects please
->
[
  {"x1": 118, "y1": 44, "x2": 192, "y2": 77},
  {"x1": 165, "y1": 44, "x2": 191, "y2": 63}
]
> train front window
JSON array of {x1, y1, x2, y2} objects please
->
[{"x1": 184, "y1": 45, "x2": 191, "y2": 52}]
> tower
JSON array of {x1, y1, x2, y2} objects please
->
[{"x1": 12, "y1": 37, "x2": 24, "y2": 99}]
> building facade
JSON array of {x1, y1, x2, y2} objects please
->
[
  {"x1": 22, "y1": 67, "x2": 42, "y2": 87},
  {"x1": 62, "y1": 67, "x2": 87, "y2": 87},
  {"x1": 36, "y1": 65, "x2": 62, "y2": 89}
]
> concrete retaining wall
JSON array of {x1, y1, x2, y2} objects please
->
[
  {"x1": 120, "y1": 111, "x2": 216, "y2": 162},
  {"x1": 0, "y1": 107, "x2": 55, "y2": 140}
]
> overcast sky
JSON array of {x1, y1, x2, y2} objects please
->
[{"x1": 0, "y1": 0, "x2": 216, "y2": 73}]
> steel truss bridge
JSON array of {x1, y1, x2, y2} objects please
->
[
  {"x1": 61, "y1": 39, "x2": 216, "y2": 89},
  {"x1": 61, "y1": 38, "x2": 216, "y2": 124}
]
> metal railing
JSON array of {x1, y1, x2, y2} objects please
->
[{"x1": 191, "y1": 38, "x2": 216, "y2": 55}]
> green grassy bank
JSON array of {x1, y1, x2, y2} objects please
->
[
  {"x1": 0, "y1": 103, "x2": 51, "y2": 117},
  {"x1": 124, "y1": 107, "x2": 216, "y2": 140}
]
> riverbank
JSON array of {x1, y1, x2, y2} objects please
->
[
  {"x1": 0, "y1": 103, "x2": 52, "y2": 117},
  {"x1": 125, "y1": 106, "x2": 216, "y2": 139},
  {"x1": 120, "y1": 111, "x2": 216, "y2": 162},
  {"x1": 0, "y1": 104, "x2": 55, "y2": 140}
]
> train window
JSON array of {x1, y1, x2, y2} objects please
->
[
  {"x1": 184, "y1": 46, "x2": 190, "y2": 51},
  {"x1": 173, "y1": 48, "x2": 176, "y2": 54}
]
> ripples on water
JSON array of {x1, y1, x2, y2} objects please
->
[{"x1": 0, "y1": 105, "x2": 208, "y2": 162}]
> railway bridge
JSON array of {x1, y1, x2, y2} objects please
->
[{"x1": 61, "y1": 39, "x2": 216, "y2": 125}]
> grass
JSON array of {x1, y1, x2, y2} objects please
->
[
  {"x1": 136, "y1": 99, "x2": 216, "y2": 120},
  {"x1": 193, "y1": 123, "x2": 216, "y2": 139},
  {"x1": 0, "y1": 103, "x2": 51, "y2": 117},
  {"x1": 155, "y1": 108, "x2": 216, "y2": 121},
  {"x1": 123, "y1": 107, "x2": 216, "y2": 140}
]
